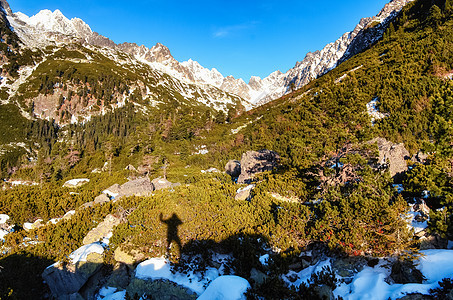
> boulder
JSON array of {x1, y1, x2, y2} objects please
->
[
  {"x1": 250, "y1": 268, "x2": 268, "y2": 286},
  {"x1": 225, "y1": 160, "x2": 241, "y2": 178},
  {"x1": 105, "y1": 263, "x2": 131, "y2": 289},
  {"x1": 151, "y1": 177, "x2": 180, "y2": 191},
  {"x1": 63, "y1": 179, "x2": 90, "y2": 188},
  {"x1": 370, "y1": 138, "x2": 410, "y2": 180},
  {"x1": 312, "y1": 285, "x2": 334, "y2": 300},
  {"x1": 42, "y1": 243, "x2": 104, "y2": 297},
  {"x1": 332, "y1": 257, "x2": 367, "y2": 278},
  {"x1": 390, "y1": 260, "x2": 425, "y2": 284},
  {"x1": 117, "y1": 177, "x2": 154, "y2": 198},
  {"x1": 93, "y1": 193, "x2": 110, "y2": 205},
  {"x1": 411, "y1": 151, "x2": 429, "y2": 164},
  {"x1": 114, "y1": 247, "x2": 136, "y2": 265},
  {"x1": 237, "y1": 150, "x2": 279, "y2": 184},
  {"x1": 235, "y1": 184, "x2": 255, "y2": 201},
  {"x1": 83, "y1": 214, "x2": 121, "y2": 245},
  {"x1": 105, "y1": 184, "x2": 121, "y2": 195},
  {"x1": 125, "y1": 164, "x2": 137, "y2": 172}
]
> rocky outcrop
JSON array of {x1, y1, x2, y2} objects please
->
[
  {"x1": 151, "y1": 177, "x2": 178, "y2": 191},
  {"x1": 390, "y1": 260, "x2": 425, "y2": 284},
  {"x1": 42, "y1": 243, "x2": 105, "y2": 297},
  {"x1": 82, "y1": 214, "x2": 121, "y2": 245},
  {"x1": 371, "y1": 137, "x2": 410, "y2": 180},
  {"x1": 235, "y1": 184, "x2": 255, "y2": 201},
  {"x1": 116, "y1": 177, "x2": 155, "y2": 199},
  {"x1": 237, "y1": 150, "x2": 279, "y2": 184}
]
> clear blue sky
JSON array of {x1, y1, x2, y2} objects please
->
[{"x1": 9, "y1": 0, "x2": 389, "y2": 81}]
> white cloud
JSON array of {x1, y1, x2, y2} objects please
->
[{"x1": 213, "y1": 21, "x2": 259, "y2": 38}]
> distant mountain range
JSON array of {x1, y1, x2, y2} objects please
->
[{"x1": 1, "y1": 0, "x2": 413, "y2": 111}]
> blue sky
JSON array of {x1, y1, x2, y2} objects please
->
[{"x1": 9, "y1": 0, "x2": 389, "y2": 81}]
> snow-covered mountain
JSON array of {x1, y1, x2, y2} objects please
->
[{"x1": 3, "y1": 0, "x2": 413, "y2": 111}]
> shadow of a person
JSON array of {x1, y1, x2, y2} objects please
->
[{"x1": 159, "y1": 213, "x2": 183, "y2": 258}]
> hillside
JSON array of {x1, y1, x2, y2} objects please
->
[{"x1": 1, "y1": 0, "x2": 453, "y2": 299}]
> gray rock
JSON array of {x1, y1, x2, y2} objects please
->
[
  {"x1": 93, "y1": 194, "x2": 110, "y2": 205},
  {"x1": 235, "y1": 184, "x2": 255, "y2": 201},
  {"x1": 125, "y1": 164, "x2": 137, "y2": 172},
  {"x1": 390, "y1": 260, "x2": 425, "y2": 284},
  {"x1": 237, "y1": 150, "x2": 279, "y2": 184},
  {"x1": 83, "y1": 214, "x2": 121, "y2": 245},
  {"x1": 225, "y1": 160, "x2": 241, "y2": 178},
  {"x1": 370, "y1": 138, "x2": 410, "y2": 180},
  {"x1": 117, "y1": 177, "x2": 154, "y2": 199},
  {"x1": 106, "y1": 263, "x2": 131, "y2": 289},
  {"x1": 332, "y1": 257, "x2": 367, "y2": 278},
  {"x1": 151, "y1": 177, "x2": 180, "y2": 191},
  {"x1": 313, "y1": 285, "x2": 334, "y2": 300},
  {"x1": 250, "y1": 268, "x2": 268, "y2": 286},
  {"x1": 411, "y1": 151, "x2": 429, "y2": 164},
  {"x1": 42, "y1": 252, "x2": 103, "y2": 297},
  {"x1": 106, "y1": 184, "x2": 121, "y2": 195}
]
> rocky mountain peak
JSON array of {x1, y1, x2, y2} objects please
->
[
  {"x1": 0, "y1": 0, "x2": 12, "y2": 16},
  {"x1": 1, "y1": 0, "x2": 415, "y2": 110}
]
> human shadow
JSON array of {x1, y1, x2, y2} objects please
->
[{"x1": 159, "y1": 212, "x2": 183, "y2": 258}]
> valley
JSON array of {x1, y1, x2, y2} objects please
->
[{"x1": 0, "y1": 0, "x2": 453, "y2": 299}]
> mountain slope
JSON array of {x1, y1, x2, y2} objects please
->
[
  {"x1": 1, "y1": 0, "x2": 453, "y2": 299},
  {"x1": 4, "y1": 0, "x2": 414, "y2": 108}
]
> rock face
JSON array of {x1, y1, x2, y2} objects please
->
[
  {"x1": 371, "y1": 137, "x2": 410, "y2": 180},
  {"x1": 237, "y1": 150, "x2": 279, "y2": 184},
  {"x1": 225, "y1": 160, "x2": 241, "y2": 178}
]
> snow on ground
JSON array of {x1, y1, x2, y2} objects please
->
[
  {"x1": 334, "y1": 250, "x2": 453, "y2": 299},
  {"x1": 0, "y1": 214, "x2": 9, "y2": 224},
  {"x1": 197, "y1": 276, "x2": 250, "y2": 300},
  {"x1": 135, "y1": 257, "x2": 220, "y2": 295},
  {"x1": 259, "y1": 254, "x2": 270, "y2": 266},
  {"x1": 236, "y1": 184, "x2": 256, "y2": 195},
  {"x1": 283, "y1": 259, "x2": 332, "y2": 287},
  {"x1": 48, "y1": 217, "x2": 61, "y2": 224},
  {"x1": 367, "y1": 97, "x2": 388, "y2": 125},
  {"x1": 102, "y1": 189, "x2": 119, "y2": 199},
  {"x1": 201, "y1": 167, "x2": 220, "y2": 174},
  {"x1": 69, "y1": 242, "x2": 104, "y2": 264},
  {"x1": 0, "y1": 229, "x2": 9, "y2": 240},
  {"x1": 97, "y1": 287, "x2": 126, "y2": 300},
  {"x1": 393, "y1": 184, "x2": 404, "y2": 194},
  {"x1": 63, "y1": 210, "x2": 76, "y2": 218},
  {"x1": 193, "y1": 145, "x2": 209, "y2": 155},
  {"x1": 406, "y1": 203, "x2": 429, "y2": 234},
  {"x1": 23, "y1": 222, "x2": 34, "y2": 231}
]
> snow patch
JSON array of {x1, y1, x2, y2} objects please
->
[
  {"x1": 367, "y1": 97, "x2": 388, "y2": 125},
  {"x1": 197, "y1": 275, "x2": 250, "y2": 300},
  {"x1": 63, "y1": 178, "x2": 90, "y2": 187},
  {"x1": 0, "y1": 214, "x2": 9, "y2": 224},
  {"x1": 135, "y1": 257, "x2": 220, "y2": 295},
  {"x1": 69, "y1": 242, "x2": 104, "y2": 264}
]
